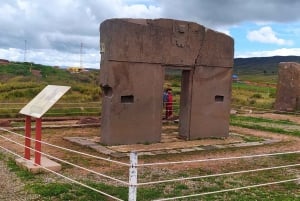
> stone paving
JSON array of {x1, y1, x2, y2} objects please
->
[{"x1": 64, "y1": 132, "x2": 280, "y2": 158}]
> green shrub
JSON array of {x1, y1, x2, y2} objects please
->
[
  {"x1": 248, "y1": 99, "x2": 256, "y2": 105},
  {"x1": 251, "y1": 93, "x2": 262, "y2": 99}
]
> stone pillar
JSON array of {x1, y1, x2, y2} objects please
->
[
  {"x1": 100, "y1": 61, "x2": 163, "y2": 145},
  {"x1": 189, "y1": 66, "x2": 232, "y2": 139},
  {"x1": 187, "y1": 28, "x2": 234, "y2": 139},
  {"x1": 274, "y1": 62, "x2": 300, "y2": 111}
]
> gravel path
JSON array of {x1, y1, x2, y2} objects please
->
[{"x1": 0, "y1": 151, "x2": 40, "y2": 201}]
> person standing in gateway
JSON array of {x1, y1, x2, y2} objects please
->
[{"x1": 165, "y1": 88, "x2": 173, "y2": 119}]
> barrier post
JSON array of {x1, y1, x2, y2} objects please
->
[
  {"x1": 24, "y1": 115, "x2": 31, "y2": 159},
  {"x1": 34, "y1": 118, "x2": 42, "y2": 165},
  {"x1": 129, "y1": 152, "x2": 138, "y2": 201}
]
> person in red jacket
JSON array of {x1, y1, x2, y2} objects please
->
[{"x1": 165, "y1": 88, "x2": 173, "y2": 119}]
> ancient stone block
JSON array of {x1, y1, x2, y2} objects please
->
[
  {"x1": 100, "y1": 18, "x2": 234, "y2": 145},
  {"x1": 188, "y1": 66, "x2": 232, "y2": 139},
  {"x1": 274, "y1": 62, "x2": 300, "y2": 111},
  {"x1": 100, "y1": 61, "x2": 163, "y2": 145},
  {"x1": 100, "y1": 18, "x2": 233, "y2": 67}
]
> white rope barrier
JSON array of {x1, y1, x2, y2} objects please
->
[
  {"x1": 0, "y1": 103, "x2": 26, "y2": 105},
  {"x1": 0, "y1": 112, "x2": 100, "y2": 117},
  {"x1": 0, "y1": 134, "x2": 129, "y2": 185},
  {"x1": 46, "y1": 112, "x2": 100, "y2": 115},
  {"x1": 48, "y1": 106, "x2": 101, "y2": 109},
  {"x1": 0, "y1": 108, "x2": 21, "y2": 110},
  {"x1": 138, "y1": 150, "x2": 300, "y2": 167},
  {"x1": 55, "y1": 102, "x2": 101, "y2": 105},
  {"x1": 0, "y1": 102, "x2": 101, "y2": 105},
  {"x1": 1, "y1": 130, "x2": 299, "y2": 200},
  {"x1": 0, "y1": 128, "x2": 129, "y2": 167},
  {"x1": 0, "y1": 107, "x2": 100, "y2": 110},
  {"x1": 153, "y1": 178, "x2": 299, "y2": 201},
  {"x1": 138, "y1": 163, "x2": 300, "y2": 186},
  {"x1": 0, "y1": 145, "x2": 124, "y2": 201}
]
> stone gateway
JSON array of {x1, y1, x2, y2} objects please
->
[{"x1": 100, "y1": 18, "x2": 234, "y2": 145}]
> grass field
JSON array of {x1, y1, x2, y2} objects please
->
[
  {"x1": 0, "y1": 63, "x2": 280, "y2": 117},
  {"x1": 0, "y1": 62, "x2": 101, "y2": 117},
  {"x1": 0, "y1": 63, "x2": 299, "y2": 200},
  {"x1": 0, "y1": 132, "x2": 298, "y2": 201}
]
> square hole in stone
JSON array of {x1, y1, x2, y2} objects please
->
[
  {"x1": 121, "y1": 95, "x2": 134, "y2": 103},
  {"x1": 215, "y1": 95, "x2": 224, "y2": 102}
]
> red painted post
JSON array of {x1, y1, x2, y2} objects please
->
[
  {"x1": 24, "y1": 116, "x2": 31, "y2": 160},
  {"x1": 34, "y1": 118, "x2": 42, "y2": 165}
]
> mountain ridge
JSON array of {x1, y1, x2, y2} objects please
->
[{"x1": 234, "y1": 56, "x2": 300, "y2": 74}]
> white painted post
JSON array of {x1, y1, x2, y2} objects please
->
[{"x1": 129, "y1": 152, "x2": 138, "y2": 201}]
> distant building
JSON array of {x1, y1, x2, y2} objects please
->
[
  {"x1": 67, "y1": 67, "x2": 84, "y2": 73},
  {"x1": 0, "y1": 59, "x2": 9, "y2": 65},
  {"x1": 67, "y1": 67, "x2": 88, "y2": 73}
]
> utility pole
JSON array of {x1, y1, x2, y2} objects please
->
[
  {"x1": 24, "y1": 40, "x2": 27, "y2": 62},
  {"x1": 80, "y1": 42, "x2": 83, "y2": 68}
]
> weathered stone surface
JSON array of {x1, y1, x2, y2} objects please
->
[
  {"x1": 0, "y1": 120, "x2": 10, "y2": 127},
  {"x1": 77, "y1": 117, "x2": 100, "y2": 124},
  {"x1": 187, "y1": 66, "x2": 232, "y2": 139},
  {"x1": 100, "y1": 18, "x2": 234, "y2": 145},
  {"x1": 274, "y1": 62, "x2": 300, "y2": 111},
  {"x1": 100, "y1": 62, "x2": 163, "y2": 145},
  {"x1": 100, "y1": 18, "x2": 233, "y2": 67}
]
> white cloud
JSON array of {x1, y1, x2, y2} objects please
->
[
  {"x1": 214, "y1": 26, "x2": 231, "y2": 36},
  {"x1": 160, "y1": 0, "x2": 300, "y2": 27},
  {"x1": 236, "y1": 48, "x2": 300, "y2": 58},
  {"x1": 0, "y1": 48, "x2": 100, "y2": 69},
  {"x1": 115, "y1": 4, "x2": 162, "y2": 18},
  {"x1": 247, "y1": 26, "x2": 293, "y2": 46},
  {"x1": 1, "y1": 0, "x2": 300, "y2": 68},
  {"x1": 0, "y1": 48, "x2": 23, "y2": 62}
]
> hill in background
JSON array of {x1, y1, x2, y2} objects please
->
[
  {"x1": 0, "y1": 61, "x2": 101, "y2": 103},
  {"x1": 234, "y1": 56, "x2": 300, "y2": 75}
]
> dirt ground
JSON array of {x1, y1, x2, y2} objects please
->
[
  {"x1": 0, "y1": 113, "x2": 299, "y2": 170},
  {"x1": 242, "y1": 112, "x2": 300, "y2": 124},
  {"x1": 0, "y1": 113, "x2": 299, "y2": 200}
]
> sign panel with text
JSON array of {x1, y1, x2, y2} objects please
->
[{"x1": 20, "y1": 85, "x2": 70, "y2": 118}]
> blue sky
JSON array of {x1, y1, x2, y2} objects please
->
[
  {"x1": 0, "y1": 0, "x2": 300, "y2": 68},
  {"x1": 232, "y1": 22, "x2": 300, "y2": 57}
]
